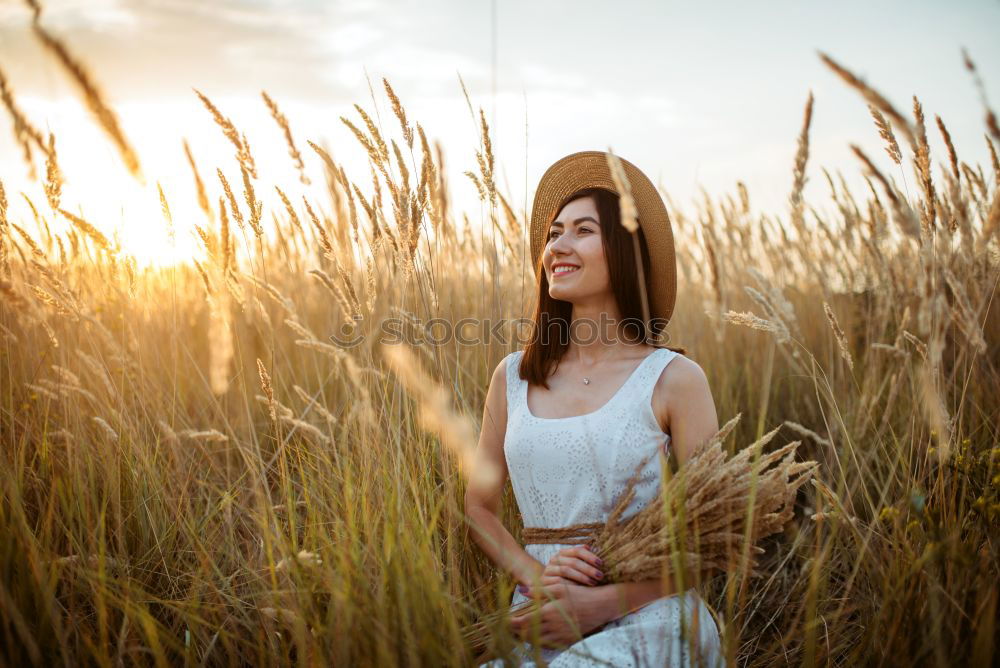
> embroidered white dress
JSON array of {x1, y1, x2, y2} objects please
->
[{"x1": 479, "y1": 347, "x2": 725, "y2": 668}]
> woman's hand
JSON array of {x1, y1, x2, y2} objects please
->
[
  {"x1": 532, "y1": 545, "x2": 604, "y2": 588},
  {"x1": 509, "y1": 581, "x2": 610, "y2": 649}
]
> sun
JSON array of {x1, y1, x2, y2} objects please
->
[{"x1": 51, "y1": 175, "x2": 207, "y2": 269}]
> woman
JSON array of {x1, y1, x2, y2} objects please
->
[{"x1": 465, "y1": 151, "x2": 725, "y2": 667}]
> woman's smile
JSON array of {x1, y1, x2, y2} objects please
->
[{"x1": 552, "y1": 262, "x2": 581, "y2": 278}]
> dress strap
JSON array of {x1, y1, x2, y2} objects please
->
[
  {"x1": 504, "y1": 350, "x2": 523, "y2": 412},
  {"x1": 628, "y1": 348, "x2": 680, "y2": 404}
]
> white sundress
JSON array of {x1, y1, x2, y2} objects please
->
[{"x1": 479, "y1": 347, "x2": 726, "y2": 668}]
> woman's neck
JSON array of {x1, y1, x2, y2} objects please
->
[{"x1": 564, "y1": 301, "x2": 646, "y2": 365}]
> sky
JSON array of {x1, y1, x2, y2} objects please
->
[{"x1": 1, "y1": 0, "x2": 999, "y2": 265}]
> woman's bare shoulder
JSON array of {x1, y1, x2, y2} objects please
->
[
  {"x1": 489, "y1": 353, "x2": 509, "y2": 387},
  {"x1": 651, "y1": 353, "x2": 712, "y2": 432},
  {"x1": 479, "y1": 352, "x2": 518, "y2": 445},
  {"x1": 487, "y1": 351, "x2": 520, "y2": 403},
  {"x1": 661, "y1": 352, "x2": 708, "y2": 388}
]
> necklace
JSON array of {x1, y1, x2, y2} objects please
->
[
  {"x1": 583, "y1": 344, "x2": 640, "y2": 385},
  {"x1": 577, "y1": 347, "x2": 622, "y2": 386}
]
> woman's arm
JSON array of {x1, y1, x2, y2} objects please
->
[
  {"x1": 596, "y1": 565, "x2": 719, "y2": 624},
  {"x1": 651, "y1": 354, "x2": 720, "y2": 459},
  {"x1": 591, "y1": 354, "x2": 723, "y2": 624},
  {"x1": 464, "y1": 356, "x2": 544, "y2": 586}
]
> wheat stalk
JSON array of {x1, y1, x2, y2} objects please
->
[
  {"x1": 961, "y1": 48, "x2": 1000, "y2": 143},
  {"x1": 985, "y1": 134, "x2": 1000, "y2": 186},
  {"x1": 257, "y1": 358, "x2": 276, "y2": 423},
  {"x1": 868, "y1": 105, "x2": 902, "y2": 165},
  {"x1": 27, "y1": 1, "x2": 141, "y2": 178},
  {"x1": 241, "y1": 164, "x2": 263, "y2": 237},
  {"x1": 912, "y1": 96, "x2": 937, "y2": 231},
  {"x1": 721, "y1": 309, "x2": 786, "y2": 339},
  {"x1": 194, "y1": 89, "x2": 256, "y2": 178},
  {"x1": 789, "y1": 91, "x2": 814, "y2": 229},
  {"x1": 383, "y1": 78, "x2": 414, "y2": 149},
  {"x1": 183, "y1": 140, "x2": 213, "y2": 222},
  {"x1": 91, "y1": 416, "x2": 119, "y2": 442},
  {"x1": 822, "y1": 302, "x2": 855, "y2": 371},
  {"x1": 217, "y1": 169, "x2": 245, "y2": 231},
  {"x1": 0, "y1": 64, "x2": 47, "y2": 177},
  {"x1": 303, "y1": 197, "x2": 333, "y2": 256},
  {"x1": 935, "y1": 115, "x2": 960, "y2": 181},
  {"x1": 819, "y1": 51, "x2": 916, "y2": 149},
  {"x1": 261, "y1": 90, "x2": 310, "y2": 185},
  {"x1": 43, "y1": 133, "x2": 62, "y2": 211},
  {"x1": 178, "y1": 429, "x2": 229, "y2": 443},
  {"x1": 58, "y1": 209, "x2": 112, "y2": 252}
]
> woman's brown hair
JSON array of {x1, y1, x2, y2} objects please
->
[{"x1": 519, "y1": 187, "x2": 685, "y2": 388}]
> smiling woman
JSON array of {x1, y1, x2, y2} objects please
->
[
  {"x1": 520, "y1": 180, "x2": 677, "y2": 388},
  {"x1": 465, "y1": 151, "x2": 725, "y2": 667}
]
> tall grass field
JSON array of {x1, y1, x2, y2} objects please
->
[{"x1": 0, "y1": 14, "x2": 997, "y2": 666}]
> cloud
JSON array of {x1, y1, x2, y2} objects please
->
[
  {"x1": 518, "y1": 63, "x2": 589, "y2": 91},
  {"x1": 0, "y1": 0, "x2": 375, "y2": 100},
  {"x1": 0, "y1": 0, "x2": 139, "y2": 30},
  {"x1": 325, "y1": 20, "x2": 384, "y2": 55}
]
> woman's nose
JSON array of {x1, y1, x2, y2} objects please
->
[{"x1": 550, "y1": 232, "x2": 572, "y2": 253}]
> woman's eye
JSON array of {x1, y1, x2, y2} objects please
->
[{"x1": 550, "y1": 227, "x2": 592, "y2": 239}]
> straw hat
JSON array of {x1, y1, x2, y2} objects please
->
[{"x1": 529, "y1": 150, "x2": 677, "y2": 327}]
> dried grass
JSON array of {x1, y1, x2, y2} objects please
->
[
  {"x1": 0, "y1": 65, "x2": 47, "y2": 177},
  {"x1": 822, "y1": 302, "x2": 854, "y2": 371},
  {"x1": 27, "y1": 2, "x2": 141, "y2": 178},
  {"x1": 194, "y1": 89, "x2": 257, "y2": 178},
  {"x1": 789, "y1": 91, "x2": 814, "y2": 229},
  {"x1": 869, "y1": 105, "x2": 903, "y2": 165},
  {"x1": 465, "y1": 414, "x2": 819, "y2": 649},
  {"x1": 58, "y1": 209, "x2": 112, "y2": 251},
  {"x1": 0, "y1": 38, "x2": 995, "y2": 667},
  {"x1": 262, "y1": 90, "x2": 310, "y2": 185}
]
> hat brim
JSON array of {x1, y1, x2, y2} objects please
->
[{"x1": 529, "y1": 150, "x2": 677, "y2": 326}]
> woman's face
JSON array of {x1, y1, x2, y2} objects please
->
[{"x1": 542, "y1": 195, "x2": 610, "y2": 305}]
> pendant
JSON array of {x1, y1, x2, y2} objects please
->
[{"x1": 582, "y1": 377, "x2": 590, "y2": 385}]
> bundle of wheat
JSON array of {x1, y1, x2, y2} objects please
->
[{"x1": 464, "y1": 412, "x2": 820, "y2": 652}]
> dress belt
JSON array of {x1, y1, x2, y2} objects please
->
[{"x1": 521, "y1": 523, "x2": 603, "y2": 545}]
